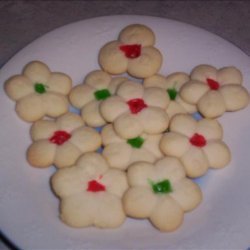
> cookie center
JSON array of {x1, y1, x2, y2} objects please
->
[
  {"x1": 127, "y1": 98, "x2": 148, "y2": 114},
  {"x1": 167, "y1": 87, "x2": 178, "y2": 100},
  {"x1": 206, "y1": 78, "x2": 220, "y2": 90},
  {"x1": 127, "y1": 136, "x2": 144, "y2": 148},
  {"x1": 34, "y1": 83, "x2": 47, "y2": 94},
  {"x1": 87, "y1": 179, "x2": 106, "y2": 192},
  {"x1": 149, "y1": 179, "x2": 173, "y2": 194},
  {"x1": 189, "y1": 133, "x2": 207, "y2": 147},
  {"x1": 49, "y1": 130, "x2": 71, "y2": 145},
  {"x1": 119, "y1": 44, "x2": 141, "y2": 58},
  {"x1": 94, "y1": 89, "x2": 111, "y2": 100}
]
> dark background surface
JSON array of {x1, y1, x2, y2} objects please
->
[{"x1": 0, "y1": 1, "x2": 250, "y2": 249}]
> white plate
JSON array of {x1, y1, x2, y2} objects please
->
[{"x1": 0, "y1": 15, "x2": 250, "y2": 250}]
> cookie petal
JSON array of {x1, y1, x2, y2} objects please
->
[
  {"x1": 56, "y1": 112, "x2": 84, "y2": 132},
  {"x1": 143, "y1": 87, "x2": 170, "y2": 109},
  {"x1": 30, "y1": 120, "x2": 58, "y2": 141},
  {"x1": 149, "y1": 196, "x2": 184, "y2": 232},
  {"x1": 116, "y1": 81, "x2": 144, "y2": 101},
  {"x1": 219, "y1": 84, "x2": 249, "y2": 111},
  {"x1": 42, "y1": 92, "x2": 69, "y2": 118},
  {"x1": 102, "y1": 169, "x2": 128, "y2": 197},
  {"x1": 190, "y1": 64, "x2": 217, "y2": 82},
  {"x1": 99, "y1": 41, "x2": 128, "y2": 75},
  {"x1": 95, "y1": 193, "x2": 126, "y2": 228},
  {"x1": 16, "y1": 94, "x2": 45, "y2": 122},
  {"x1": 70, "y1": 127, "x2": 101, "y2": 153},
  {"x1": 60, "y1": 193, "x2": 95, "y2": 228},
  {"x1": 102, "y1": 142, "x2": 132, "y2": 170},
  {"x1": 23, "y1": 61, "x2": 51, "y2": 84},
  {"x1": 179, "y1": 80, "x2": 209, "y2": 105},
  {"x1": 170, "y1": 114, "x2": 197, "y2": 137},
  {"x1": 181, "y1": 146, "x2": 209, "y2": 178},
  {"x1": 81, "y1": 101, "x2": 106, "y2": 127},
  {"x1": 217, "y1": 66, "x2": 243, "y2": 85},
  {"x1": 47, "y1": 72, "x2": 72, "y2": 95},
  {"x1": 196, "y1": 118, "x2": 223, "y2": 140},
  {"x1": 114, "y1": 112, "x2": 143, "y2": 139},
  {"x1": 143, "y1": 74, "x2": 167, "y2": 88},
  {"x1": 100, "y1": 96, "x2": 129, "y2": 122},
  {"x1": 197, "y1": 90, "x2": 226, "y2": 118},
  {"x1": 170, "y1": 178, "x2": 202, "y2": 212},
  {"x1": 27, "y1": 140, "x2": 56, "y2": 168},
  {"x1": 5, "y1": 75, "x2": 34, "y2": 101},
  {"x1": 84, "y1": 70, "x2": 111, "y2": 89},
  {"x1": 160, "y1": 132, "x2": 190, "y2": 158},
  {"x1": 54, "y1": 142, "x2": 82, "y2": 168},
  {"x1": 127, "y1": 47, "x2": 162, "y2": 78},
  {"x1": 139, "y1": 107, "x2": 169, "y2": 135},
  {"x1": 119, "y1": 24, "x2": 155, "y2": 46},
  {"x1": 203, "y1": 141, "x2": 231, "y2": 168},
  {"x1": 69, "y1": 84, "x2": 95, "y2": 109},
  {"x1": 123, "y1": 186, "x2": 158, "y2": 218},
  {"x1": 101, "y1": 124, "x2": 123, "y2": 145}
]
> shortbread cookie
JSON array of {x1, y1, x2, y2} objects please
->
[
  {"x1": 100, "y1": 80, "x2": 170, "y2": 139},
  {"x1": 69, "y1": 70, "x2": 127, "y2": 127},
  {"x1": 27, "y1": 112, "x2": 101, "y2": 168},
  {"x1": 144, "y1": 72, "x2": 196, "y2": 118},
  {"x1": 123, "y1": 157, "x2": 202, "y2": 232},
  {"x1": 101, "y1": 124, "x2": 163, "y2": 170},
  {"x1": 5, "y1": 61, "x2": 72, "y2": 122},
  {"x1": 98, "y1": 24, "x2": 163, "y2": 78},
  {"x1": 160, "y1": 114, "x2": 231, "y2": 178},
  {"x1": 51, "y1": 152, "x2": 128, "y2": 228},
  {"x1": 179, "y1": 65, "x2": 249, "y2": 118}
]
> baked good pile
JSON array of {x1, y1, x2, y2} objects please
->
[{"x1": 4, "y1": 24, "x2": 250, "y2": 232}]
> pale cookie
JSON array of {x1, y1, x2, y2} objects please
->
[
  {"x1": 100, "y1": 80, "x2": 170, "y2": 139},
  {"x1": 179, "y1": 64, "x2": 249, "y2": 118},
  {"x1": 144, "y1": 72, "x2": 196, "y2": 118},
  {"x1": 27, "y1": 112, "x2": 101, "y2": 169},
  {"x1": 160, "y1": 114, "x2": 231, "y2": 178},
  {"x1": 98, "y1": 24, "x2": 163, "y2": 78},
  {"x1": 101, "y1": 124, "x2": 163, "y2": 170},
  {"x1": 5, "y1": 61, "x2": 72, "y2": 122},
  {"x1": 51, "y1": 152, "x2": 128, "y2": 228},
  {"x1": 123, "y1": 157, "x2": 202, "y2": 232},
  {"x1": 69, "y1": 70, "x2": 128, "y2": 127}
]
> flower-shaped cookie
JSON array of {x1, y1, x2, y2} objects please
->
[
  {"x1": 123, "y1": 157, "x2": 202, "y2": 232},
  {"x1": 27, "y1": 112, "x2": 101, "y2": 168},
  {"x1": 69, "y1": 70, "x2": 127, "y2": 127},
  {"x1": 51, "y1": 153, "x2": 128, "y2": 228},
  {"x1": 5, "y1": 61, "x2": 72, "y2": 122},
  {"x1": 98, "y1": 24, "x2": 163, "y2": 78},
  {"x1": 144, "y1": 72, "x2": 196, "y2": 118},
  {"x1": 100, "y1": 80, "x2": 170, "y2": 139},
  {"x1": 160, "y1": 114, "x2": 231, "y2": 178},
  {"x1": 179, "y1": 65, "x2": 249, "y2": 118},
  {"x1": 101, "y1": 124, "x2": 163, "y2": 170}
]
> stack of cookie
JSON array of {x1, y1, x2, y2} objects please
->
[{"x1": 4, "y1": 24, "x2": 250, "y2": 232}]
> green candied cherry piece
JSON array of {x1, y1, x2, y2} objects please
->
[
  {"x1": 34, "y1": 83, "x2": 47, "y2": 94},
  {"x1": 167, "y1": 87, "x2": 178, "y2": 100},
  {"x1": 149, "y1": 179, "x2": 173, "y2": 194},
  {"x1": 127, "y1": 136, "x2": 144, "y2": 148},
  {"x1": 94, "y1": 89, "x2": 111, "y2": 100}
]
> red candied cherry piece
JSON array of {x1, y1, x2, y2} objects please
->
[
  {"x1": 119, "y1": 44, "x2": 141, "y2": 58},
  {"x1": 87, "y1": 180, "x2": 106, "y2": 192},
  {"x1": 127, "y1": 98, "x2": 148, "y2": 114},
  {"x1": 206, "y1": 78, "x2": 220, "y2": 90},
  {"x1": 189, "y1": 133, "x2": 207, "y2": 147},
  {"x1": 49, "y1": 130, "x2": 71, "y2": 145}
]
